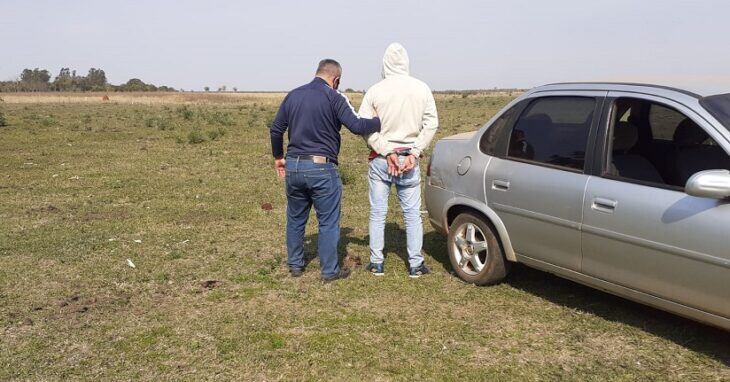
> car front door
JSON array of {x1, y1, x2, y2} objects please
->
[
  {"x1": 581, "y1": 92, "x2": 730, "y2": 319},
  {"x1": 485, "y1": 92, "x2": 605, "y2": 271}
]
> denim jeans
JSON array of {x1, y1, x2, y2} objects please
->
[
  {"x1": 285, "y1": 157, "x2": 342, "y2": 278},
  {"x1": 368, "y1": 156, "x2": 424, "y2": 268}
]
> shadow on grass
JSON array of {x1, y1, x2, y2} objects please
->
[
  {"x1": 344, "y1": 223, "x2": 452, "y2": 270},
  {"x1": 303, "y1": 224, "x2": 729, "y2": 365},
  {"x1": 302, "y1": 227, "x2": 368, "y2": 270},
  {"x1": 303, "y1": 224, "x2": 426, "y2": 270},
  {"x1": 422, "y1": 231, "x2": 730, "y2": 366}
]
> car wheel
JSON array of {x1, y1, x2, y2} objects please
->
[{"x1": 448, "y1": 212, "x2": 510, "y2": 285}]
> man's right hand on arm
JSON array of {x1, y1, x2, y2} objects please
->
[
  {"x1": 335, "y1": 92, "x2": 381, "y2": 136},
  {"x1": 274, "y1": 158, "x2": 286, "y2": 178}
]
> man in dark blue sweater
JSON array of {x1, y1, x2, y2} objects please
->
[{"x1": 270, "y1": 59, "x2": 380, "y2": 282}]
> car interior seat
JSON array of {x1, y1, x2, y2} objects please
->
[
  {"x1": 670, "y1": 118, "x2": 730, "y2": 186},
  {"x1": 610, "y1": 121, "x2": 665, "y2": 184},
  {"x1": 509, "y1": 113, "x2": 552, "y2": 160}
]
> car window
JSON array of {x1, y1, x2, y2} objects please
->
[
  {"x1": 649, "y1": 103, "x2": 686, "y2": 141},
  {"x1": 479, "y1": 103, "x2": 521, "y2": 156},
  {"x1": 618, "y1": 109, "x2": 630, "y2": 122},
  {"x1": 607, "y1": 97, "x2": 730, "y2": 188},
  {"x1": 507, "y1": 97, "x2": 595, "y2": 171}
]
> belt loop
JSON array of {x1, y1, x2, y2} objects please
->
[{"x1": 295, "y1": 156, "x2": 300, "y2": 172}]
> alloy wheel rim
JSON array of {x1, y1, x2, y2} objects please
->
[{"x1": 452, "y1": 222, "x2": 489, "y2": 275}]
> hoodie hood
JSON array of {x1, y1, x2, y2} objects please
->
[{"x1": 381, "y1": 42, "x2": 410, "y2": 79}]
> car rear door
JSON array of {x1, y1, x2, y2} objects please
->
[
  {"x1": 484, "y1": 91, "x2": 605, "y2": 271},
  {"x1": 581, "y1": 91, "x2": 730, "y2": 318}
]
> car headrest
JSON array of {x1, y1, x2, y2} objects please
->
[
  {"x1": 613, "y1": 121, "x2": 639, "y2": 152},
  {"x1": 673, "y1": 118, "x2": 708, "y2": 146},
  {"x1": 522, "y1": 113, "x2": 552, "y2": 127}
]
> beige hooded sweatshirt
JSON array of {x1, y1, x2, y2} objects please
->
[{"x1": 358, "y1": 43, "x2": 439, "y2": 158}]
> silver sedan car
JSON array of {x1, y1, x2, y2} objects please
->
[{"x1": 425, "y1": 83, "x2": 730, "y2": 330}]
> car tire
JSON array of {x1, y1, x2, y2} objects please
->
[{"x1": 448, "y1": 212, "x2": 510, "y2": 285}]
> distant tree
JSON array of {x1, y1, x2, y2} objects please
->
[
  {"x1": 1, "y1": 67, "x2": 173, "y2": 93},
  {"x1": 70, "y1": 69, "x2": 86, "y2": 91},
  {"x1": 20, "y1": 68, "x2": 51, "y2": 84},
  {"x1": 119, "y1": 78, "x2": 148, "y2": 91},
  {"x1": 232, "y1": 87, "x2": 238, "y2": 92},
  {"x1": 20, "y1": 68, "x2": 51, "y2": 91},
  {"x1": 218, "y1": 85, "x2": 227, "y2": 92},
  {"x1": 344, "y1": 88, "x2": 355, "y2": 93},
  {"x1": 0, "y1": 81, "x2": 19, "y2": 92},
  {"x1": 86, "y1": 68, "x2": 107, "y2": 91},
  {"x1": 204, "y1": 86, "x2": 210, "y2": 92},
  {"x1": 53, "y1": 68, "x2": 73, "y2": 91}
]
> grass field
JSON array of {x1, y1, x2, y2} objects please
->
[{"x1": 1, "y1": 92, "x2": 728, "y2": 381}]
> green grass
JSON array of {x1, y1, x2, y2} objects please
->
[{"x1": 0, "y1": 93, "x2": 728, "y2": 381}]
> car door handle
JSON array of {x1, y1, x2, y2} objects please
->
[
  {"x1": 492, "y1": 179, "x2": 510, "y2": 191},
  {"x1": 591, "y1": 197, "x2": 617, "y2": 213}
]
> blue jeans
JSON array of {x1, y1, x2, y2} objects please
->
[
  {"x1": 285, "y1": 157, "x2": 342, "y2": 278},
  {"x1": 368, "y1": 156, "x2": 424, "y2": 268}
]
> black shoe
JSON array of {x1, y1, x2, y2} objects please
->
[
  {"x1": 366, "y1": 262, "x2": 384, "y2": 276},
  {"x1": 289, "y1": 268, "x2": 304, "y2": 278},
  {"x1": 408, "y1": 262, "x2": 430, "y2": 278},
  {"x1": 322, "y1": 267, "x2": 351, "y2": 283}
]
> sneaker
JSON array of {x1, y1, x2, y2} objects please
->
[
  {"x1": 408, "y1": 262, "x2": 430, "y2": 278},
  {"x1": 289, "y1": 268, "x2": 304, "y2": 278},
  {"x1": 322, "y1": 267, "x2": 351, "y2": 283},
  {"x1": 366, "y1": 262, "x2": 384, "y2": 276}
]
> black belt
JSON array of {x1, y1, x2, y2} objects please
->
[{"x1": 291, "y1": 155, "x2": 337, "y2": 165}]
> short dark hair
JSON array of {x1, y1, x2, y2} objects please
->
[{"x1": 316, "y1": 59, "x2": 342, "y2": 76}]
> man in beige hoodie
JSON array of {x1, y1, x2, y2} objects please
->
[{"x1": 358, "y1": 43, "x2": 439, "y2": 278}]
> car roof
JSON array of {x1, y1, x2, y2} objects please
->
[{"x1": 530, "y1": 82, "x2": 703, "y2": 100}]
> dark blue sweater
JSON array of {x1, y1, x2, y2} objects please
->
[{"x1": 270, "y1": 77, "x2": 380, "y2": 163}]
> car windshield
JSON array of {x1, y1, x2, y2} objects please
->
[{"x1": 700, "y1": 93, "x2": 730, "y2": 131}]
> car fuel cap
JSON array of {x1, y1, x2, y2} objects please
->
[{"x1": 457, "y1": 156, "x2": 471, "y2": 175}]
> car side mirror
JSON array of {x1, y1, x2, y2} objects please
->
[{"x1": 685, "y1": 169, "x2": 730, "y2": 199}]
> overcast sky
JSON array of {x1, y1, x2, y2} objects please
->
[{"x1": 2, "y1": 0, "x2": 729, "y2": 93}]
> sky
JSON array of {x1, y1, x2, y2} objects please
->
[{"x1": 2, "y1": 0, "x2": 729, "y2": 94}]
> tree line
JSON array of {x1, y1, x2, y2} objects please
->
[{"x1": 0, "y1": 67, "x2": 175, "y2": 92}]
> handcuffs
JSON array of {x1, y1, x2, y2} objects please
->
[{"x1": 390, "y1": 147, "x2": 415, "y2": 157}]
